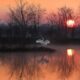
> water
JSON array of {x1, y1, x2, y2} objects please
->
[{"x1": 0, "y1": 45, "x2": 80, "y2": 80}]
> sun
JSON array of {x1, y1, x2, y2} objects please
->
[{"x1": 66, "y1": 19, "x2": 75, "y2": 28}]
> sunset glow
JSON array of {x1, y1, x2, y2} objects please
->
[
  {"x1": 0, "y1": 0, "x2": 80, "y2": 21},
  {"x1": 0, "y1": 0, "x2": 80, "y2": 80},
  {"x1": 67, "y1": 19, "x2": 75, "y2": 28}
]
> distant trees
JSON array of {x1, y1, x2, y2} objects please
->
[
  {"x1": 27, "y1": 4, "x2": 45, "y2": 34},
  {"x1": 47, "y1": 6, "x2": 73, "y2": 27},
  {"x1": 58, "y1": 7, "x2": 73, "y2": 26},
  {"x1": 9, "y1": 0, "x2": 80, "y2": 42},
  {"x1": 9, "y1": 0, "x2": 27, "y2": 27},
  {"x1": 1, "y1": 3, "x2": 80, "y2": 43},
  {"x1": 9, "y1": 0, "x2": 29, "y2": 40},
  {"x1": 58, "y1": 7, "x2": 75, "y2": 38},
  {"x1": 47, "y1": 6, "x2": 74, "y2": 40},
  {"x1": 9, "y1": 0, "x2": 45, "y2": 38}
]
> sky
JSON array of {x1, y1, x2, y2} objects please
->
[{"x1": 0, "y1": 0, "x2": 80, "y2": 21}]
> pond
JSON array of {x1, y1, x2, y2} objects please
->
[{"x1": 0, "y1": 45, "x2": 80, "y2": 80}]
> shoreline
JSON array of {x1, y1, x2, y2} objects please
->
[{"x1": 0, "y1": 44, "x2": 55, "y2": 52}]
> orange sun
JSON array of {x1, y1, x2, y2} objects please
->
[{"x1": 66, "y1": 19, "x2": 75, "y2": 28}]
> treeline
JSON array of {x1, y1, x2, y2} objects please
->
[{"x1": 1, "y1": 0, "x2": 80, "y2": 44}]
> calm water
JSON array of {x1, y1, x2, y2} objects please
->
[{"x1": 0, "y1": 45, "x2": 80, "y2": 80}]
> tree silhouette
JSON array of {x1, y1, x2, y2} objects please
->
[
  {"x1": 27, "y1": 4, "x2": 46, "y2": 35},
  {"x1": 9, "y1": 0, "x2": 29, "y2": 42},
  {"x1": 9, "y1": 0, "x2": 46, "y2": 43},
  {"x1": 47, "y1": 6, "x2": 74, "y2": 39}
]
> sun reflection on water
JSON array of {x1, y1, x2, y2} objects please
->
[
  {"x1": 0, "y1": 49, "x2": 79, "y2": 80},
  {"x1": 67, "y1": 49, "x2": 74, "y2": 56}
]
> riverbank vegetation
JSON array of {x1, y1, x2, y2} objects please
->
[{"x1": 1, "y1": 0, "x2": 80, "y2": 45}]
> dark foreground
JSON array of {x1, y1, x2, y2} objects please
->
[{"x1": 0, "y1": 45, "x2": 55, "y2": 52}]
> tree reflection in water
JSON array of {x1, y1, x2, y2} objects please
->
[
  {"x1": 55, "y1": 49, "x2": 77, "y2": 80},
  {"x1": 0, "y1": 52, "x2": 51, "y2": 80},
  {"x1": 0, "y1": 49, "x2": 79, "y2": 80}
]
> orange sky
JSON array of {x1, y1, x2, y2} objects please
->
[{"x1": 0, "y1": 0, "x2": 80, "y2": 21}]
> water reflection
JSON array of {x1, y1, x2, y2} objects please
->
[
  {"x1": 56, "y1": 49, "x2": 76, "y2": 80},
  {"x1": 0, "y1": 52, "x2": 54, "y2": 80},
  {"x1": 67, "y1": 49, "x2": 74, "y2": 56},
  {"x1": 0, "y1": 49, "x2": 80, "y2": 80}
]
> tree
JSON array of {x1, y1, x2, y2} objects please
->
[
  {"x1": 58, "y1": 6, "x2": 73, "y2": 28},
  {"x1": 47, "y1": 6, "x2": 74, "y2": 39},
  {"x1": 47, "y1": 6, "x2": 73, "y2": 27},
  {"x1": 47, "y1": 12, "x2": 58, "y2": 26},
  {"x1": 27, "y1": 4, "x2": 46, "y2": 35},
  {"x1": 9, "y1": 0, "x2": 46, "y2": 42},
  {"x1": 9, "y1": 0, "x2": 28, "y2": 40},
  {"x1": 9, "y1": 0, "x2": 27, "y2": 26}
]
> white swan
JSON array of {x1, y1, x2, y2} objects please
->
[{"x1": 36, "y1": 39, "x2": 50, "y2": 45}]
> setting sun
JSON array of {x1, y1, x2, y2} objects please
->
[{"x1": 66, "y1": 19, "x2": 75, "y2": 28}]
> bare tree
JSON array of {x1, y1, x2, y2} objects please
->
[
  {"x1": 27, "y1": 4, "x2": 46, "y2": 35},
  {"x1": 9, "y1": 0, "x2": 29, "y2": 41},
  {"x1": 9, "y1": 0, "x2": 28, "y2": 26},
  {"x1": 47, "y1": 6, "x2": 74, "y2": 39},
  {"x1": 9, "y1": 0, "x2": 46, "y2": 41},
  {"x1": 47, "y1": 12, "x2": 58, "y2": 26},
  {"x1": 47, "y1": 6, "x2": 73, "y2": 27},
  {"x1": 58, "y1": 6, "x2": 73, "y2": 27}
]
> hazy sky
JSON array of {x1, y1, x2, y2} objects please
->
[{"x1": 0, "y1": 0, "x2": 80, "y2": 21}]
